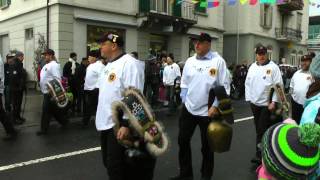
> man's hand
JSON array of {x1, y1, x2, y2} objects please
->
[
  {"x1": 117, "y1": 127, "x2": 130, "y2": 141},
  {"x1": 208, "y1": 106, "x2": 220, "y2": 118},
  {"x1": 268, "y1": 102, "x2": 276, "y2": 111}
]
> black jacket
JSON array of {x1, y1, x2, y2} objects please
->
[{"x1": 5, "y1": 59, "x2": 27, "y2": 91}]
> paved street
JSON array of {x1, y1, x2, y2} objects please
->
[{"x1": 0, "y1": 92, "x2": 258, "y2": 180}]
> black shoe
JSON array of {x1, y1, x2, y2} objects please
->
[
  {"x1": 3, "y1": 132, "x2": 18, "y2": 141},
  {"x1": 13, "y1": 119, "x2": 24, "y2": 125},
  {"x1": 36, "y1": 131, "x2": 48, "y2": 136},
  {"x1": 200, "y1": 177, "x2": 211, "y2": 180},
  {"x1": 18, "y1": 117, "x2": 26, "y2": 123},
  {"x1": 169, "y1": 175, "x2": 193, "y2": 180},
  {"x1": 251, "y1": 156, "x2": 262, "y2": 164}
]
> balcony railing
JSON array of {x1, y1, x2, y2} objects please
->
[
  {"x1": 275, "y1": 28, "x2": 302, "y2": 41},
  {"x1": 277, "y1": 0, "x2": 304, "y2": 12},
  {"x1": 139, "y1": 0, "x2": 197, "y2": 22}
]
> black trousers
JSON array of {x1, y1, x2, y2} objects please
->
[
  {"x1": 178, "y1": 105, "x2": 214, "y2": 178},
  {"x1": 4, "y1": 86, "x2": 11, "y2": 112},
  {"x1": 40, "y1": 94, "x2": 68, "y2": 132},
  {"x1": 0, "y1": 94, "x2": 16, "y2": 135},
  {"x1": 250, "y1": 103, "x2": 278, "y2": 158},
  {"x1": 165, "y1": 85, "x2": 176, "y2": 113},
  {"x1": 82, "y1": 89, "x2": 99, "y2": 125},
  {"x1": 10, "y1": 90, "x2": 24, "y2": 120},
  {"x1": 291, "y1": 98, "x2": 304, "y2": 124},
  {"x1": 100, "y1": 129, "x2": 156, "y2": 180}
]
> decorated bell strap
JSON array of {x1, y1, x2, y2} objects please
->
[
  {"x1": 111, "y1": 87, "x2": 169, "y2": 157},
  {"x1": 268, "y1": 83, "x2": 290, "y2": 119},
  {"x1": 46, "y1": 78, "x2": 68, "y2": 108},
  {"x1": 208, "y1": 86, "x2": 234, "y2": 124}
]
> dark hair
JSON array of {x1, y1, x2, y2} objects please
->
[
  {"x1": 88, "y1": 50, "x2": 99, "y2": 58},
  {"x1": 70, "y1": 52, "x2": 77, "y2": 58},
  {"x1": 168, "y1": 53, "x2": 174, "y2": 61},
  {"x1": 131, "y1": 51, "x2": 138, "y2": 59},
  {"x1": 82, "y1": 57, "x2": 88, "y2": 61},
  {"x1": 160, "y1": 53, "x2": 167, "y2": 59}
]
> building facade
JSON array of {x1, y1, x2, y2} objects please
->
[
  {"x1": 223, "y1": 0, "x2": 309, "y2": 66},
  {"x1": 0, "y1": 0, "x2": 225, "y2": 82},
  {"x1": 308, "y1": 15, "x2": 320, "y2": 56}
]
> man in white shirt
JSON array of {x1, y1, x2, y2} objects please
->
[
  {"x1": 163, "y1": 54, "x2": 181, "y2": 115},
  {"x1": 245, "y1": 45, "x2": 283, "y2": 164},
  {"x1": 290, "y1": 55, "x2": 313, "y2": 124},
  {"x1": 82, "y1": 50, "x2": 105, "y2": 126},
  {"x1": 95, "y1": 33, "x2": 154, "y2": 180},
  {"x1": 170, "y1": 33, "x2": 230, "y2": 180},
  {"x1": 37, "y1": 49, "x2": 68, "y2": 135}
]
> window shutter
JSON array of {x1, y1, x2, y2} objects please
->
[
  {"x1": 267, "y1": 6, "x2": 273, "y2": 28},
  {"x1": 260, "y1": 5, "x2": 264, "y2": 27}
]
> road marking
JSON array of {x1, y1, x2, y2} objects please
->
[
  {"x1": 0, "y1": 147, "x2": 101, "y2": 172},
  {"x1": 234, "y1": 116, "x2": 253, "y2": 123},
  {"x1": 0, "y1": 116, "x2": 253, "y2": 172}
]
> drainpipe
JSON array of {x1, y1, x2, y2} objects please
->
[{"x1": 46, "y1": 0, "x2": 50, "y2": 49}]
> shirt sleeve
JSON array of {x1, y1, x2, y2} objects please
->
[
  {"x1": 245, "y1": 67, "x2": 252, "y2": 102},
  {"x1": 175, "y1": 64, "x2": 181, "y2": 78},
  {"x1": 51, "y1": 63, "x2": 61, "y2": 81},
  {"x1": 122, "y1": 60, "x2": 144, "y2": 92},
  {"x1": 163, "y1": 67, "x2": 167, "y2": 85},
  {"x1": 272, "y1": 65, "x2": 284, "y2": 103},
  {"x1": 180, "y1": 61, "x2": 190, "y2": 89}
]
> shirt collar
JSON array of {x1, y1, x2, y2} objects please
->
[
  {"x1": 196, "y1": 51, "x2": 213, "y2": 60},
  {"x1": 256, "y1": 60, "x2": 270, "y2": 66}
]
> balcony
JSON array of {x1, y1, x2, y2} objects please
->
[
  {"x1": 139, "y1": 0, "x2": 197, "y2": 32},
  {"x1": 275, "y1": 28, "x2": 302, "y2": 42},
  {"x1": 277, "y1": 0, "x2": 304, "y2": 12}
]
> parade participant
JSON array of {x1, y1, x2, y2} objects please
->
[
  {"x1": 6, "y1": 51, "x2": 27, "y2": 125},
  {"x1": 82, "y1": 51, "x2": 104, "y2": 126},
  {"x1": 0, "y1": 55, "x2": 17, "y2": 140},
  {"x1": 289, "y1": 55, "x2": 313, "y2": 123},
  {"x1": 95, "y1": 32, "x2": 153, "y2": 180},
  {"x1": 163, "y1": 53, "x2": 181, "y2": 115},
  {"x1": 170, "y1": 33, "x2": 230, "y2": 180},
  {"x1": 4, "y1": 53, "x2": 14, "y2": 112},
  {"x1": 258, "y1": 122, "x2": 320, "y2": 180},
  {"x1": 37, "y1": 49, "x2": 68, "y2": 135},
  {"x1": 245, "y1": 45, "x2": 283, "y2": 164},
  {"x1": 63, "y1": 52, "x2": 80, "y2": 114},
  {"x1": 75, "y1": 57, "x2": 89, "y2": 114}
]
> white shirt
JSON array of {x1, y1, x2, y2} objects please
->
[
  {"x1": 290, "y1": 70, "x2": 312, "y2": 105},
  {"x1": 245, "y1": 61, "x2": 283, "y2": 106},
  {"x1": 0, "y1": 56, "x2": 4, "y2": 94},
  {"x1": 84, "y1": 61, "x2": 105, "y2": 91},
  {"x1": 163, "y1": 63, "x2": 181, "y2": 86},
  {"x1": 181, "y1": 51, "x2": 230, "y2": 116},
  {"x1": 95, "y1": 54, "x2": 145, "y2": 131},
  {"x1": 40, "y1": 60, "x2": 61, "y2": 94}
]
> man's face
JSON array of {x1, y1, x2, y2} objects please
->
[
  {"x1": 166, "y1": 57, "x2": 173, "y2": 65},
  {"x1": 18, "y1": 55, "x2": 24, "y2": 62},
  {"x1": 44, "y1": 54, "x2": 52, "y2": 62},
  {"x1": 73, "y1": 55, "x2": 77, "y2": 61},
  {"x1": 195, "y1": 41, "x2": 211, "y2": 56},
  {"x1": 256, "y1": 53, "x2": 267, "y2": 63},
  {"x1": 88, "y1": 56, "x2": 96, "y2": 64},
  {"x1": 300, "y1": 60, "x2": 311, "y2": 71},
  {"x1": 100, "y1": 41, "x2": 115, "y2": 60}
]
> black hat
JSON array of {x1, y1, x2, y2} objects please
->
[
  {"x1": 301, "y1": 55, "x2": 312, "y2": 61},
  {"x1": 42, "y1": 49, "x2": 55, "y2": 56},
  {"x1": 98, "y1": 32, "x2": 124, "y2": 47},
  {"x1": 255, "y1": 45, "x2": 267, "y2": 54},
  {"x1": 197, "y1": 33, "x2": 212, "y2": 42}
]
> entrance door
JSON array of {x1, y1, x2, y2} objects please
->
[
  {"x1": 24, "y1": 28, "x2": 35, "y2": 81},
  {"x1": 0, "y1": 35, "x2": 10, "y2": 61}
]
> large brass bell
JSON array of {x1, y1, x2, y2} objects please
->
[{"x1": 207, "y1": 119, "x2": 233, "y2": 153}]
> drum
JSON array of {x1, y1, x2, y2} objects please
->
[{"x1": 47, "y1": 78, "x2": 68, "y2": 108}]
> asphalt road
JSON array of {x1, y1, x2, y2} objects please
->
[{"x1": 0, "y1": 93, "x2": 258, "y2": 180}]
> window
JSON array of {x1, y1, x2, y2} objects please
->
[
  {"x1": 25, "y1": 28, "x2": 34, "y2": 40},
  {"x1": 0, "y1": 0, "x2": 11, "y2": 8},
  {"x1": 297, "y1": 13, "x2": 302, "y2": 31},
  {"x1": 260, "y1": 4, "x2": 273, "y2": 28},
  {"x1": 290, "y1": 51, "x2": 297, "y2": 66},
  {"x1": 195, "y1": 0, "x2": 207, "y2": 14}
]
